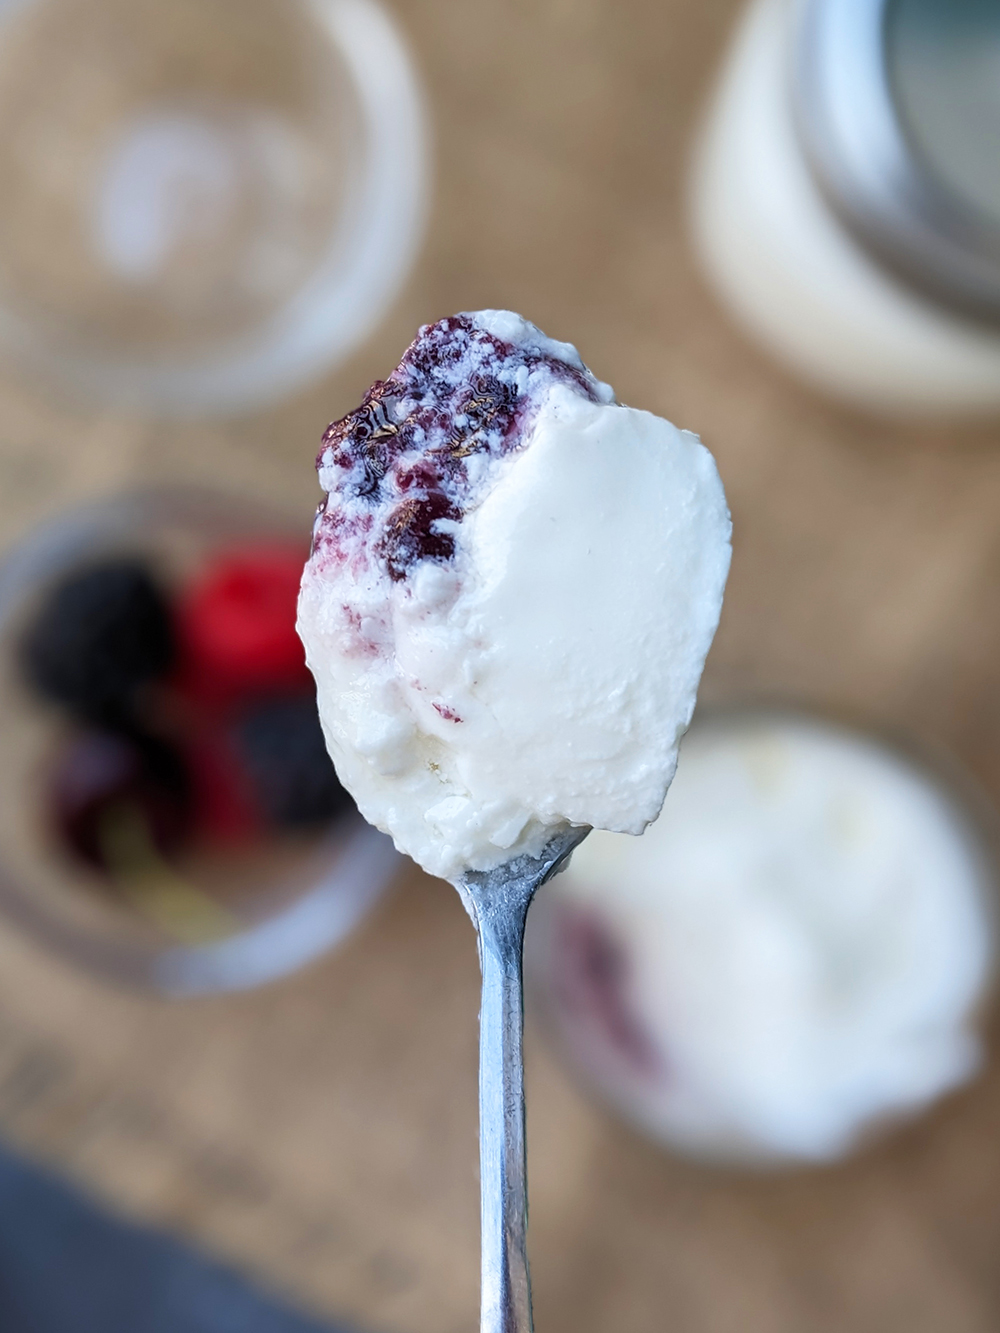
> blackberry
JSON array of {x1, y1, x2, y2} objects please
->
[
  {"x1": 21, "y1": 559, "x2": 174, "y2": 726},
  {"x1": 235, "y1": 695, "x2": 352, "y2": 829}
]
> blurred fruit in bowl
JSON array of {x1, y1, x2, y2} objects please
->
[
  {"x1": 25, "y1": 542, "x2": 347, "y2": 876},
  {"x1": 0, "y1": 489, "x2": 399, "y2": 993}
]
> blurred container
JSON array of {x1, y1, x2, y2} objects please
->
[
  {"x1": 690, "y1": 0, "x2": 1000, "y2": 416},
  {"x1": 0, "y1": 0, "x2": 427, "y2": 415},
  {"x1": 526, "y1": 707, "x2": 997, "y2": 1167},
  {"x1": 0, "y1": 489, "x2": 400, "y2": 995}
]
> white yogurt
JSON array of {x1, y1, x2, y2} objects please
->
[
  {"x1": 297, "y1": 311, "x2": 731, "y2": 881},
  {"x1": 527, "y1": 712, "x2": 995, "y2": 1164}
]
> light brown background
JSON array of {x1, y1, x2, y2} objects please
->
[{"x1": 1, "y1": 1, "x2": 1000, "y2": 1331}]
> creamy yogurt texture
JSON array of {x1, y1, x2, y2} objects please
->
[
  {"x1": 528, "y1": 714, "x2": 995, "y2": 1162},
  {"x1": 297, "y1": 311, "x2": 731, "y2": 881}
]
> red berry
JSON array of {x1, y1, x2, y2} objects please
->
[
  {"x1": 173, "y1": 546, "x2": 310, "y2": 705},
  {"x1": 182, "y1": 723, "x2": 264, "y2": 845}
]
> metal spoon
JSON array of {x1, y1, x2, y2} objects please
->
[{"x1": 458, "y1": 825, "x2": 591, "y2": 1333}]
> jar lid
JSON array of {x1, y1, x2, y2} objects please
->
[{"x1": 795, "y1": 0, "x2": 1000, "y2": 324}]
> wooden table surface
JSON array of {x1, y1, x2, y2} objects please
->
[{"x1": 1, "y1": 1, "x2": 1000, "y2": 1331}]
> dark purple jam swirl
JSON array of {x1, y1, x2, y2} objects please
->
[{"x1": 312, "y1": 314, "x2": 604, "y2": 582}]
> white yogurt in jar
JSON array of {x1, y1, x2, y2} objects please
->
[{"x1": 527, "y1": 711, "x2": 995, "y2": 1164}]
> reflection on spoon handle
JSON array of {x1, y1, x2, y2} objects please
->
[
  {"x1": 477, "y1": 883, "x2": 533, "y2": 1333},
  {"x1": 462, "y1": 827, "x2": 590, "y2": 1333}
]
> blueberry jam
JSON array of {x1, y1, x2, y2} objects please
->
[{"x1": 312, "y1": 315, "x2": 604, "y2": 582}]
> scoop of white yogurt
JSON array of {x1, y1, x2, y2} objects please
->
[
  {"x1": 297, "y1": 311, "x2": 731, "y2": 880},
  {"x1": 527, "y1": 712, "x2": 995, "y2": 1164}
]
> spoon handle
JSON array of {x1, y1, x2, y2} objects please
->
[
  {"x1": 477, "y1": 882, "x2": 534, "y2": 1333},
  {"x1": 462, "y1": 827, "x2": 590, "y2": 1333}
]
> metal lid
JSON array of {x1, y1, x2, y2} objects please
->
[{"x1": 794, "y1": 0, "x2": 1000, "y2": 324}]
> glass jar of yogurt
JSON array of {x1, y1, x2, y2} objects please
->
[{"x1": 525, "y1": 707, "x2": 997, "y2": 1166}]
